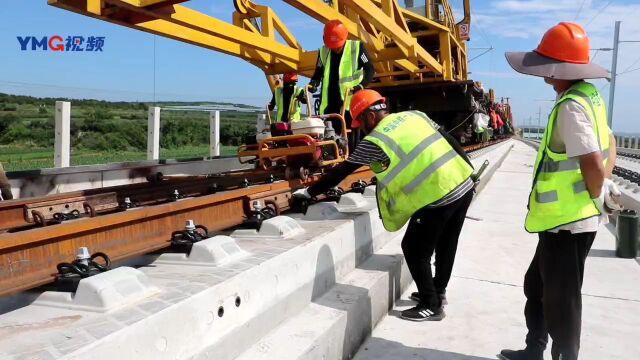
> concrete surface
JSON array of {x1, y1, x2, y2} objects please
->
[
  {"x1": 354, "y1": 140, "x2": 640, "y2": 360},
  {"x1": 0, "y1": 139, "x2": 556, "y2": 360}
]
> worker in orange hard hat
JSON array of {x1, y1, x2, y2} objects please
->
[
  {"x1": 308, "y1": 20, "x2": 375, "y2": 148},
  {"x1": 499, "y1": 23, "x2": 619, "y2": 360},
  {"x1": 294, "y1": 89, "x2": 479, "y2": 322},
  {"x1": 268, "y1": 72, "x2": 307, "y2": 123}
]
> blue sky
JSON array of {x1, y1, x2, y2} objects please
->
[{"x1": 1, "y1": 1, "x2": 639, "y2": 132}]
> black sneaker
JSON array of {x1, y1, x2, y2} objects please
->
[
  {"x1": 409, "y1": 292, "x2": 448, "y2": 305},
  {"x1": 498, "y1": 349, "x2": 543, "y2": 360},
  {"x1": 400, "y1": 304, "x2": 445, "y2": 321}
]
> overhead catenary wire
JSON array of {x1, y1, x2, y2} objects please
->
[
  {"x1": 586, "y1": 0, "x2": 614, "y2": 26},
  {"x1": 469, "y1": 47, "x2": 494, "y2": 63},
  {"x1": 618, "y1": 54, "x2": 640, "y2": 76},
  {"x1": 574, "y1": 0, "x2": 587, "y2": 20}
]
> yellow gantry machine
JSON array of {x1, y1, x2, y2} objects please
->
[{"x1": 48, "y1": 0, "x2": 470, "y2": 87}]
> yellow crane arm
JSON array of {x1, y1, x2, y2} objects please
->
[{"x1": 48, "y1": 0, "x2": 470, "y2": 87}]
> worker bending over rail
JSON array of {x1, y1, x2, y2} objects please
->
[
  {"x1": 268, "y1": 72, "x2": 307, "y2": 123},
  {"x1": 308, "y1": 20, "x2": 374, "y2": 148},
  {"x1": 499, "y1": 22, "x2": 620, "y2": 360},
  {"x1": 294, "y1": 89, "x2": 475, "y2": 321},
  {"x1": 0, "y1": 162, "x2": 12, "y2": 201}
]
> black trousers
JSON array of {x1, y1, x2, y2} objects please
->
[
  {"x1": 401, "y1": 190, "x2": 473, "y2": 308},
  {"x1": 524, "y1": 230, "x2": 596, "y2": 360}
]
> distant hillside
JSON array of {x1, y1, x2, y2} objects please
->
[
  {"x1": 0, "y1": 92, "x2": 259, "y2": 158},
  {"x1": 0, "y1": 93, "x2": 261, "y2": 111}
]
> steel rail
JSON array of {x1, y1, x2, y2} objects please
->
[
  {"x1": 0, "y1": 169, "x2": 374, "y2": 297},
  {"x1": 0, "y1": 138, "x2": 510, "y2": 297}
]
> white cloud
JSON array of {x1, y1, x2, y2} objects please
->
[
  {"x1": 472, "y1": 1, "x2": 640, "y2": 132},
  {"x1": 491, "y1": 0, "x2": 582, "y2": 12}
]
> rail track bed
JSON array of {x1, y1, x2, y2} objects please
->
[{"x1": 0, "y1": 139, "x2": 510, "y2": 298}]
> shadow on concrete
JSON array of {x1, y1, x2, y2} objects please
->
[
  {"x1": 312, "y1": 244, "x2": 338, "y2": 300},
  {"x1": 311, "y1": 243, "x2": 375, "y2": 359},
  {"x1": 309, "y1": 209, "x2": 409, "y2": 360},
  {"x1": 356, "y1": 337, "x2": 496, "y2": 360},
  {"x1": 588, "y1": 249, "x2": 617, "y2": 258},
  {"x1": 0, "y1": 290, "x2": 41, "y2": 315}
]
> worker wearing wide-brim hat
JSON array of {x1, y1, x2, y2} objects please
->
[{"x1": 499, "y1": 22, "x2": 620, "y2": 360}]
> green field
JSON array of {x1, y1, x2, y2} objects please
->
[
  {"x1": 0, "y1": 93, "x2": 258, "y2": 172},
  {"x1": 0, "y1": 145, "x2": 238, "y2": 172}
]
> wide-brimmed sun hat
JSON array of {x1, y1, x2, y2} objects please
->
[{"x1": 505, "y1": 22, "x2": 609, "y2": 80}]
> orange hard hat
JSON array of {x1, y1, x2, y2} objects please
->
[
  {"x1": 535, "y1": 22, "x2": 590, "y2": 64},
  {"x1": 350, "y1": 89, "x2": 386, "y2": 128},
  {"x1": 283, "y1": 72, "x2": 298, "y2": 83},
  {"x1": 323, "y1": 20, "x2": 348, "y2": 50}
]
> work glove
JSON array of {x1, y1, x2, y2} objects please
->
[
  {"x1": 593, "y1": 179, "x2": 623, "y2": 215},
  {"x1": 603, "y1": 178, "x2": 623, "y2": 211},
  {"x1": 292, "y1": 188, "x2": 312, "y2": 200},
  {"x1": 351, "y1": 85, "x2": 364, "y2": 94},
  {"x1": 307, "y1": 82, "x2": 319, "y2": 94},
  {"x1": 593, "y1": 189, "x2": 607, "y2": 215}
]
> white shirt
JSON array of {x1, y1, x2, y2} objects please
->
[{"x1": 547, "y1": 94, "x2": 608, "y2": 234}]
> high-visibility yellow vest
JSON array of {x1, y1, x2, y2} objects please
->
[
  {"x1": 525, "y1": 81, "x2": 610, "y2": 233},
  {"x1": 365, "y1": 111, "x2": 474, "y2": 232},
  {"x1": 318, "y1": 40, "x2": 364, "y2": 114},
  {"x1": 275, "y1": 86, "x2": 304, "y2": 122}
]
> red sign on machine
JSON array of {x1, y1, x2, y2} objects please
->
[{"x1": 458, "y1": 24, "x2": 470, "y2": 41}]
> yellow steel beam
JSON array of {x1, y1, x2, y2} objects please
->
[
  {"x1": 116, "y1": 1, "x2": 301, "y2": 63},
  {"x1": 283, "y1": 0, "x2": 385, "y2": 50},
  {"x1": 370, "y1": 0, "x2": 449, "y2": 32},
  {"x1": 342, "y1": 0, "x2": 442, "y2": 73},
  {"x1": 119, "y1": 0, "x2": 187, "y2": 7},
  {"x1": 50, "y1": 0, "x2": 292, "y2": 69},
  {"x1": 87, "y1": 0, "x2": 103, "y2": 15},
  {"x1": 439, "y1": 31, "x2": 453, "y2": 81}
]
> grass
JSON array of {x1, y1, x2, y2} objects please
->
[{"x1": 0, "y1": 145, "x2": 237, "y2": 172}]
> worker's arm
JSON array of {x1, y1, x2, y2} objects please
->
[
  {"x1": 268, "y1": 93, "x2": 276, "y2": 111},
  {"x1": 309, "y1": 55, "x2": 324, "y2": 90},
  {"x1": 580, "y1": 151, "x2": 605, "y2": 198},
  {"x1": 308, "y1": 139, "x2": 388, "y2": 197},
  {"x1": 605, "y1": 132, "x2": 616, "y2": 178},
  {"x1": 297, "y1": 88, "x2": 308, "y2": 104},
  {"x1": 356, "y1": 44, "x2": 375, "y2": 88},
  {"x1": 307, "y1": 161, "x2": 361, "y2": 197},
  {"x1": 0, "y1": 164, "x2": 13, "y2": 201},
  {"x1": 556, "y1": 100, "x2": 605, "y2": 198}
]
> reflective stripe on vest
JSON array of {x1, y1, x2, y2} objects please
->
[
  {"x1": 275, "y1": 86, "x2": 303, "y2": 122},
  {"x1": 525, "y1": 81, "x2": 610, "y2": 233},
  {"x1": 364, "y1": 111, "x2": 474, "y2": 232},
  {"x1": 319, "y1": 40, "x2": 364, "y2": 114}
]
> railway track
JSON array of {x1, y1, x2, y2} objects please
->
[
  {"x1": 0, "y1": 138, "x2": 510, "y2": 297},
  {"x1": 613, "y1": 151, "x2": 640, "y2": 186}
]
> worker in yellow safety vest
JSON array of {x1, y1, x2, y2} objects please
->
[
  {"x1": 0, "y1": 162, "x2": 13, "y2": 201},
  {"x1": 293, "y1": 89, "x2": 476, "y2": 321},
  {"x1": 499, "y1": 23, "x2": 620, "y2": 360},
  {"x1": 308, "y1": 20, "x2": 375, "y2": 147},
  {"x1": 268, "y1": 72, "x2": 307, "y2": 123}
]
